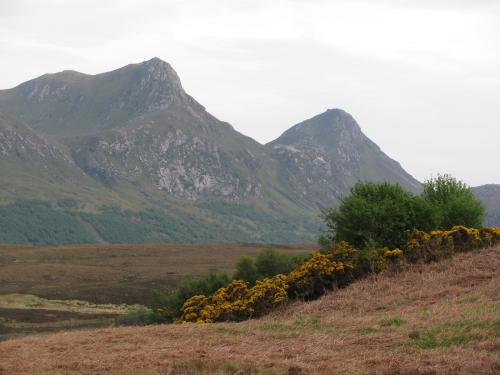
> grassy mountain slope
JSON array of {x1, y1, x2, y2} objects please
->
[
  {"x1": 1, "y1": 246, "x2": 498, "y2": 374},
  {"x1": 0, "y1": 111, "x2": 130, "y2": 207}
]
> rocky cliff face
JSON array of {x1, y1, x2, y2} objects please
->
[{"x1": 70, "y1": 111, "x2": 266, "y2": 200}]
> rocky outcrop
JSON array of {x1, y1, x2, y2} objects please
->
[{"x1": 0, "y1": 112, "x2": 71, "y2": 164}]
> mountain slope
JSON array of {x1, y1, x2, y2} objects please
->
[
  {"x1": 0, "y1": 58, "x2": 442, "y2": 244},
  {"x1": 473, "y1": 184, "x2": 500, "y2": 226},
  {"x1": 0, "y1": 111, "x2": 123, "y2": 205}
]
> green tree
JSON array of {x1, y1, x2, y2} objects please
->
[
  {"x1": 233, "y1": 249, "x2": 308, "y2": 284},
  {"x1": 234, "y1": 256, "x2": 258, "y2": 284},
  {"x1": 421, "y1": 174, "x2": 484, "y2": 229},
  {"x1": 321, "y1": 182, "x2": 438, "y2": 249},
  {"x1": 151, "y1": 271, "x2": 231, "y2": 323}
]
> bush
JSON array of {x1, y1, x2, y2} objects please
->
[
  {"x1": 286, "y1": 252, "x2": 350, "y2": 300},
  {"x1": 233, "y1": 256, "x2": 258, "y2": 284},
  {"x1": 233, "y1": 249, "x2": 308, "y2": 285},
  {"x1": 152, "y1": 271, "x2": 231, "y2": 323},
  {"x1": 180, "y1": 225, "x2": 500, "y2": 324},
  {"x1": 181, "y1": 275, "x2": 290, "y2": 323},
  {"x1": 405, "y1": 226, "x2": 500, "y2": 263},
  {"x1": 321, "y1": 182, "x2": 438, "y2": 249},
  {"x1": 155, "y1": 250, "x2": 306, "y2": 323},
  {"x1": 422, "y1": 174, "x2": 484, "y2": 229}
]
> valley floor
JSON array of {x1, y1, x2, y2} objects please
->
[
  {"x1": 1, "y1": 246, "x2": 499, "y2": 374},
  {"x1": 0, "y1": 242, "x2": 313, "y2": 340}
]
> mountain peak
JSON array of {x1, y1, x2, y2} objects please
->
[
  {"x1": 312, "y1": 108, "x2": 357, "y2": 128},
  {"x1": 0, "y1": 58, "x2": 198, "y2": 135},
  {"x1": 269, "y1": 108, "x2": 362, "y2": 148},
  {"x1": 133, "y1": 57, "x2": 183, "y2": 92},
  {"x1": 144, "y1": 56, "x2": 167, "y2": 65}
]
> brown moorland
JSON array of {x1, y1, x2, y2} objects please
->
[
  {"x1": 1, "y1": 246, "x2": 499, "y2": 374},
  {"x1": 0, "y1": 242, "x2": 314, "y2": 339},
  {"x1": 0, "y1": 242, "x2": 314, "y2": 305}
]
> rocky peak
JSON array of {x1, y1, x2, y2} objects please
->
[
  {"x1": 269, "y1": 108, "x2": 363, "y2": 150},
  {"x1": 135, "y1": 57, "x2": 184, "y2": 93},
  {"x1": 0, "y1": 58, "x2": 202, "y2": 135}
]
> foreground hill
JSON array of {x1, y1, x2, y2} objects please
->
[
  {"x1": 1, "y1": 246, "x2": 498, "y2": 374},
  {"x1": 0, "y1": 58, "x2": 423, "y2": 244}
]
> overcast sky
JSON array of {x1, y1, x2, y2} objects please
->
[{"x1": 1, "y1": 0, "x2": 499, "y2": 186}]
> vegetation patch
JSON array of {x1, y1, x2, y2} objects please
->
[
  {"x1": 378, "y1": 316, "x2": 406, "y2": 327},
  {"x1": 0, "y1": 294, "x2": 136, "y2": 315},
  {"x1": 460, "y1": 295, "x2": 481, "y2": 304},
  {"x1": 408, "y1": 319, "x2": 498, "y2": 349},
  {"x1": 357, "y1": 326, "x2": 378, "y2": 335},
  {"x1": 470, "y1": 303, "x2": 500, "y2": 314},
  {"x1": 175, "y1": 225, "x2": 500, "y2": 324}
]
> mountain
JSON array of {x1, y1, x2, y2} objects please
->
[
  {"x1": 0, "y1": 58, "x2": 430, "y2": 244},
  {"x1": 473, "y1": 184, "x2": 500, "y2": 226},
  {"x1": 0, "y1": 58, "x2": 192, "y2": 136},
  {"x1": 268, "y1": 109, "x2": 421, "y2": 205}
]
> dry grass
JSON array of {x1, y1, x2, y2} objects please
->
[
  {"x1": 0, "y1": 242, "x2": 314, "y2": 340},
  {"x1": 0, "y1": 242, "x2": 314, "y2": 305},
  {"x1": 1, "y1": 246, "x2": 499, "y2": 375}
]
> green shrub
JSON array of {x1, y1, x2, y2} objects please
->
[
  {"x1": 422, "y1": 174, "x2": 484, "y2": 229},
  {"x1": 152, "y1": 271, "x2": 231, "y2": 322},
  {"x1": 233, "y1": 249, "x2": 308, "y2": 284},
  {"x1": 233, "y1": 256, "x2": 258, "y2": 284},
  {"x1": 180, "y1": 225, "x2": 500, "y2": 324},
  {"x1": 321, "y1": 182, "x2": 438, "y2": 249},
  {"x1": 255, "y1": 249, "x2": 305, "y2": 278}
]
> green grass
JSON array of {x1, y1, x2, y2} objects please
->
[
  {"x1": 470, "y1": 303, "x2": 500, "y2": 314},
  {"x1": 408, "y1": 319, "x2": 499, "y2": 349},
  {"x1": 357, "y1": 326, "x2": 378, "y2": 335},
  {"x1": 378, "y1": 316, "x2": 407, "y2": 327},
  {"x1": 0, "y1": 293, "x2": 139, "y2": 314},
  {"x1": 461, "y1": 295, "x2": 481, "y2": 304}
]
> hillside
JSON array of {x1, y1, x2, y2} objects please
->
[
  {"x1": 474, "y1": 184, "x2": 500, "y2": 227},
  {"x1": 1, "y1": 246, "x2": 498, "y2": 374},
  {"x1": 0, "y1": 58, "x2": 425, "y2": 244}
]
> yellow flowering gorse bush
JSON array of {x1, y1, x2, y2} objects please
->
[
  {"x1": 179, "y1": 226, "x2": 500, "y2": 323},
  {"x1": 286, "y1": 251, "x2": 350, "y2": 299}
]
